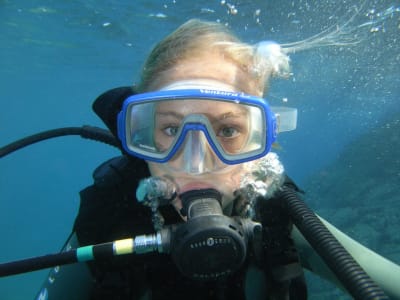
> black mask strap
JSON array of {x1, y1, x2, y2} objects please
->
[{"x1": 92, "y1": 86, "x2": 136, "y2": 138}]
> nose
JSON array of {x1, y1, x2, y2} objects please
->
[{"x1": 169, "y1": 130, "x2": 218, "y2": 175}]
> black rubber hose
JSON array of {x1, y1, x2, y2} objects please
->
[
  {"x1": 0, "y1": 251, "x2": 78, "y2": 277},
  {"x1": 0, "y1": 126, "x2": 120, "y2": 158},
  {"x1": 280, "y1": 185, "x2": 388, "y2": 300}
]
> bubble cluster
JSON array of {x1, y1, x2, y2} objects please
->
[{"x1": 362, "y1": 5, "x2": 400, "y2": 33}]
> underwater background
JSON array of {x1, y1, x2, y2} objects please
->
[{"x1": 0, "y1": 0, "x2": 399, "y2": 299}]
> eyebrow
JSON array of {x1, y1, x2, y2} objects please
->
[
  {"x1": 155, "y1": 111, "x2": 184, "y2": 119},
  {"x1": 155, "y1": 110, "x2": 248, "y2": 122}
]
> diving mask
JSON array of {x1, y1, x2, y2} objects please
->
[{"x1": 117, "y1": 83, "x2": 296, "y2": 174}]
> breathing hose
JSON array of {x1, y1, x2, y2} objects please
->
[
  {"x1": 0, "y1": 233, "x2": 165, "y2": 277},
  {"x1": 0, "y1": 126, "x2": 120, "y2": 158},
  {"x1": 280, "y1": 185, "x2": 388, "y2": 300}
]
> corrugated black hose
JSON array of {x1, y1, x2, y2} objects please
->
[
  {"x1": 0, "y1": 126, "x2": 120, "y2": 158},
  {"x1": 279, "y1": 185, "x2": 388, "y2": 300}
]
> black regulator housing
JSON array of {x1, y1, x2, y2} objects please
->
[{"x1": 168, "y1": 189, "x2": 258, "y2": 280}]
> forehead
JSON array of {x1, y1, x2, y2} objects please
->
[{"x1": 147, "y1": 55, "x2": 262, "y2": 96}]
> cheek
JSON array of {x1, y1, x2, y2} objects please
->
[
  {"x1": 212, "y1": 166, "x2": 244, "y2": 207},
  {"x1": 147, "y1": 161, "x2": 167, "y2": 177}
]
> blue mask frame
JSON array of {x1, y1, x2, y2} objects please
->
[{"x1": 117, "y1": 89, "x2": 277, "y2": 165}]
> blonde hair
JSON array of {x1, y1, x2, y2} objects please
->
[{"x1": 137, "y1": 19, "x2": 290, "y2": 96}]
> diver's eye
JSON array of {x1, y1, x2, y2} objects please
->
[
  {"x1": 163, "y1": 126, "x2": 179, "y2": 136},
  {"x1": 218, "y1": 127, "x2": 239, "y2": 138}
]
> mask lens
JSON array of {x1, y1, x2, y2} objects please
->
[{"x1": 124, "y1": 99, "x2": 265, "y2": 162}]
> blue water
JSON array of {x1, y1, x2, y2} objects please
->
[{"x1": 1, "y1": 0, "x2": 399, "y2": 299}]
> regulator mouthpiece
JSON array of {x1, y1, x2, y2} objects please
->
[{"x1": 179, "y1": 189, "x2": 222, "y2": 218}]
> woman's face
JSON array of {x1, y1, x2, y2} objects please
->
[{"x1": 146, "y1": 57, "x2": 257, "y2": 217}]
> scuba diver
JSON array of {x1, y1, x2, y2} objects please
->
[{"x1": 1, "y1": 19, "x2": 400, "y2": 300}]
